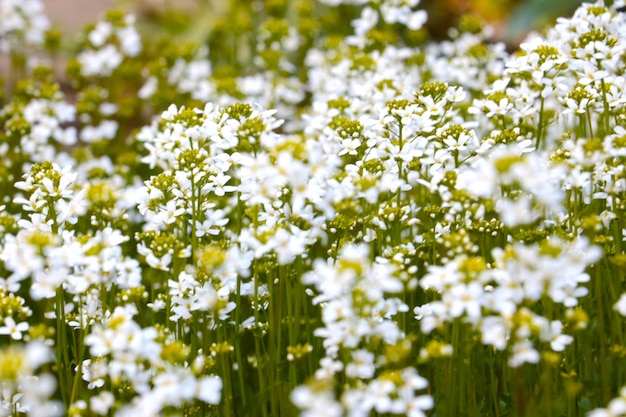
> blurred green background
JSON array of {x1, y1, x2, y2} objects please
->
[
  {"x1": 421, "y1": 0, "x2": 586, "y2": 45},
  {"x1": 42, "y1": 0, "x2": 592, "y2": 48}
]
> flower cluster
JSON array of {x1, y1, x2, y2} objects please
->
[
  {"x1": 0, "y1": 0, "x2": 626, "y2": 416},
  {"x1": 76, "y1": 12, "x2": 141, "y2": 78},
  {"x1": 0, "y1": 341, "x2": 61, "y2": 417},
  {"x1": 0, "y1": 0, "x2": 49, "y2": 54},
  {"x1": 295, "y1": 244, "x2": 432, "y2": 417}
]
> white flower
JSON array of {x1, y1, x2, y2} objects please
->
[
  {"x1": 0, "y1": 317, "x2": 29, "y2": 340},
  {"x1": 496, "y1": 195, "x2": 538, "y2": 227},
  {"x1": 509, "y1": 340, "x2": 540, "y2": 367},
  {"x1": 614, "y1": 293, "x2": 626, "y2": 316},
  {"x1": 146, "y1": 252, "x2": 172, "y2": 271},
  {"x1": 31, "y1": 269, "x2": 65, "y2": 300},
  {"x1": 118, "y1": 24, "x2": 141, "y2": 57},
  {"x1": 545, "y1": 320, "x2": 573, "y2": 352},
  {"x1": 90, "y1": 391, "x2": 114, "y2": 415},
  {"x1": 138, "y1": 76, "x2": 158, "y2": 99},
  {"x1": 78, "y1": 44, "x2": 123, "y2": 77},
  {"x1": 153, "y1": 371, "x2": 196, "y2": 407},
  {"x1": 88, "y1": 21, "x2": 113, "y2": 47},
  {"x1": 196, "y1": 376, "x2": 222, "y2": 404},
  {"x1": 351, "y1": 7, "x2": 378, "y2": 37},
  {"x1": 445, "y1": 282, "x2": 483, "y2": 320},
  {"x1": 345, "y1": 349, "x2": 375, "y2": 379},
  {"x1": 0, "y1": 0, "x2": 49, "y2": 52},
  {"x1": 366, "y1": 378, "x2": 396, "y2": 414},
  {"x1": 153, "y1": 200, "x2": 185, "y2": 225},
  {"x1": 480, "y1": 316, "x2": 509, "y2": 350},
  {"x1": 406, "y1": 10, "x2": 427, "y2": 30},
  {"x1": 589, "y1": 396, "x2": 626, "y2": 417},
  {"x1": 291, "y1": 384, "x2": 342, "y2": 417},
  {"x1": 55, "y1": 189, "x2": 88, "y2": 224},
  {"x1": 484, "y1": 97, "x2": 512, "y2": 117}
]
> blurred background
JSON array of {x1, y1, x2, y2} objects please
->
[
  {"x1": 43, "y1": 0, "x2": 113, "y2": 31},
  {"x1": 421, "y1": 0, "x2": 586, "y2": 45},
  {"x1": 41, "y1": 0, "x2": 587, "y2": 46}
]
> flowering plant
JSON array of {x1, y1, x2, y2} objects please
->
[{"x1": 1, "y1": 0, "x2": 626, "y2": 416}]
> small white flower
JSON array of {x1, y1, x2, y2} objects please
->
[
  {"x1": 509, "y1": 340, "x2": 540, "y2": 367},
  {"x1": 78, "y1": 44, "x2": 123, "y2": 77},
  {"x1": 90, "y1": 391, "x2": 115, "y2": 415},
  {"x1": 88, "y1": 21, "x2": 113, "y2": 47},
  {"x1": 0, "y1": 317, "x2": 29, "y2": 340},
  {"x1": 614, "y1": 293, "x2": 626, "y2": 317},
  {"x1": 345, "y1": 349, "x2": 375, "y2": 379},
  {"x1": 196, "y1": 376, "x2": 222, "y2": 404}
]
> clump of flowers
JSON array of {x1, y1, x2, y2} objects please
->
[
  {"x1": 0, "y1": 341, "x2": 61, "y2": 416},
  {"x1": 1, "y1": 0, "x2": 626, "y2": 416},
  {"x1": 0, "y1": 0, "x2": 49, "y2": 54}
]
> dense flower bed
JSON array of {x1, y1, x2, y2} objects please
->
[{"x1": 1, "y1": 0, "x2": 626, "y2": 416}]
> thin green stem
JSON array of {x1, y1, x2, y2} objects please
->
[
  {"x1": 253, "y1": 269, "x2": 268, "y2": 417},
  {"x1": 220, "y1": 349, "x2": 233, "y2": 417},
  {"x1": 600, "y1": 79, "x2": 610, "y2": 137},
  {"x1": 536, "y1": 97, "x2": 545, "y2": 150},
  {"x1": 55, "y1": 287, "x2": 70, "y2": 407},
  {"x1": 234, "y1": 273, "x2": 247, "y2": 408}
]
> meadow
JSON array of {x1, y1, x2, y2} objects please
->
[{"x1": 1, "y1": 0, "x2": 626, "y2": 416}]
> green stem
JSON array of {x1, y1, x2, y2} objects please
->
[
  {"x1": 220, "y1": 349, "x2": 233, "y2": 417},
  {"x1": 594, "y1": 264, "x2": 610, "y2": 404},
  {"x1": 600, "y1": 79, "x2": 610, "y2": 137},
  {"x1": 234, "y1": 273, "x2": 247, "y2": 408},
  {"x1": 55, "y1": 287, "x2": 70, "y2": 406},
  {"x1": 70, "y1": 297, "x2": 88, "y2": 405},
  {"x1": 253, "y1": 269, "x2": 268, "y2": 417},
  {"x1": 286, "y1": 269, "x2": 298, "y2": 415},
  {"x1": 488, "y1": 349, "x2": 500, "y2": 417},
  {"x1": 577, "y1": 114, "x2": 587, "y2": 138},
  {"x1": 536, "y1": 97, "x2": 545, "y2": 150},
  {"x1": 190, "y1": 176, "x2": 198, "y2": 262}
]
